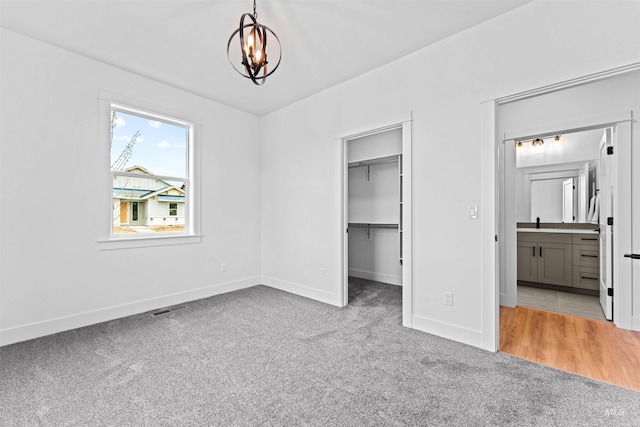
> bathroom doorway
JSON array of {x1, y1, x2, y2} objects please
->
[
  {"x1": 496, "y1": 70, "x2": 639, "y2": 330},
  {"x1": 511, "y1": 127, "x2": 612, "y2": 322},
  {"x1": 493, "y1": 68, "x2": 640, "y2": 390}
]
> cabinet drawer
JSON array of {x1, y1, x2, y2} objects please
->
[
  {"x1": 572, "y1": 234, "x2": 599, "y2": 246},
  {"x1": 573, "y1": 266, "x2": 599, "y2": 290},
  {"x1": 573, "y1": 245, "x2": 599, "y2": 267}
]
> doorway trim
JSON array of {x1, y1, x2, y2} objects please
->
[
  {"x1": 339, "y1": 120, "x2": 413, "y2": 327},
  {"x1": 482, "y1": 62, "x2": 640, "y2": 351}
]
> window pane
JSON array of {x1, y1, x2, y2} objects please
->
[
  {"x1": 113, "y1": 174, "x2": 186, "y2": 234},
  {"x1": 110, "y1": 109, "x2": 187, "y2": 178}
]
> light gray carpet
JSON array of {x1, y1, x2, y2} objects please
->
[{"x1": 1, "y1": 278, "x2": 639, "y2": 426}]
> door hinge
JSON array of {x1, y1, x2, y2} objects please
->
[
  {"x1": 607, "y1": 288, "x2": 614, "y2": 297},
  {"x1": 607, "y1": 217, "x2": 614, "y2": 226},
  {"x1": 495, "y1": 235, "x2": 498, "y2": 242},
  {"x1": 607, "y1": 146, "x2": 614, "y2": 155}
]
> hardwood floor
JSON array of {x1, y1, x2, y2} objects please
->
[{"x1": 500, "y1": 305, "x2": 640, "y2": 392}]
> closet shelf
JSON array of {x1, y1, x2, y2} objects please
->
[
  {"x1": 348, "y1": 154, "x2": 400, "y2": 169},
  {"x1": 348, "y1": 222, "x2": 399, "y2": 229}
]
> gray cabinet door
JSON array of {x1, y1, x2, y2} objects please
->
[
  {"x1": 517, "y1": 242, "x2": 538, "y2": 282},
  {"x1": 537, "y1": 242, "x2": 573, "y2": 287}
]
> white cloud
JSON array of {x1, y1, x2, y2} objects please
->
[
  {"x1": 148, "y1": 120, "x2": 161, "y2": 128},
  {"x1": 158, "y1": 140, "x2": 171, "y2": 148}
]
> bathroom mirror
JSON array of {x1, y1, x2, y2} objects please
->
[{"x1": 516, "y1": 129, "x2": 603, "y2": 224}]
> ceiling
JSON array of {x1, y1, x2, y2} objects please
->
[{"x1": 0, "y1": 0, "x2": 533, "y2": 116}]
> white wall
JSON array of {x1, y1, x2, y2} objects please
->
[
  {"x1": 260, "y1": 0, "x2": 640, "y2": 349},
  {"x1": 530, "y1": 178, "x2": 565, "y2": 222},
  {"x1": 0, "y1": 29, "x2": 262, "y2": 345}
]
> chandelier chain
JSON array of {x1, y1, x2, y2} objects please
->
[{"x1": 253, "y1": 0, "x2": 257, "y2": 19}]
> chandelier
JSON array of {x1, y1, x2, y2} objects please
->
[{"x1": 227, "y1": 0, "x2": 282, "y2": 85}]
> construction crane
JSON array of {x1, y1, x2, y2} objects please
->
[
  {"x1": 111, "y1": 131, "x2": 140, "y2": 171},
  {"x1": 111, "y1": 110, "x2": 140, "y2": 171}
]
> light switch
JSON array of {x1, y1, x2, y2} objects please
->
[{"x1": 468, "y1": 205, "x2": 478, "y2": 219}]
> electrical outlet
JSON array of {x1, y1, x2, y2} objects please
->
[
  {"x1": 444, "y1": 291, "x2": 453, "y2": 306},
  {"x1": 221, "y1": 263, "x2": 228, "y2": 272},
  {"x1": 319, "y1": 268, "x2": 325, "y2": 279}
]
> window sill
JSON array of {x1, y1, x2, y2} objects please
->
[{"x1": 98, "y1": 234, "x2": 203, "y2": 251}]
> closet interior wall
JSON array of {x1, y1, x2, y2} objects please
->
[{"x1": 347, "y1": 128, "x2": 403, "y2": 286}]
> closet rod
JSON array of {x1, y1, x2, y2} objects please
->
[
  {"x1": 348, "y1": 222, "x2": 399, "y2": 229},
  {"x1": 348, "y1": 158, "x2": 399, "y2": 169}
]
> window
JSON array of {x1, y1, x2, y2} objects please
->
[{"x1": 99, "y1": 93, "x2": 201, "y2": 250}]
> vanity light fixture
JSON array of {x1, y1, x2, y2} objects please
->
[
  {"x1": 227, "y1": 0, "x2": 282, "y2": 85},
  {"x1": 532, "y1": 138, "x2": 544, "y2": 147},
  {"x1": 554, "y1": 135, "x2": 561, "y2": 142},
  {"x1": 516, "y1": 141, "x2": 523, "y2": 148}
]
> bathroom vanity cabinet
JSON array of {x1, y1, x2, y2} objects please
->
[
  {"x1": 517, "y1": 229, "x2": 600, "y2": 291},
  {"x1": 517, "y1": 232, "x2": 573, "y2": 287}
]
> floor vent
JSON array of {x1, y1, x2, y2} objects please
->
[{"x1": 151, "y1": 305, "x2": 187, "y2": 316}]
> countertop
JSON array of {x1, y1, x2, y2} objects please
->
[{"x1": 516, "y1": 228, "x2": 599, "y2": 234}]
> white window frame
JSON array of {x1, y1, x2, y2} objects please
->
[{"x1": 98, "y1": 91, "x2": 202, "y2": 250}]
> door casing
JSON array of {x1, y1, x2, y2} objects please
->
[{"x1": 483, "y1": 63, "x2": 640, "y2": 351}]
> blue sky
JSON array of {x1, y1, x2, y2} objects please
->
[{"x1": 111, "y1": 109, "x2": 187, "y2": 178}]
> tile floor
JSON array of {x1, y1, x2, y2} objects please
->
[{"x1": 517, "y1": 285, "x2": 607, "y2": 321}]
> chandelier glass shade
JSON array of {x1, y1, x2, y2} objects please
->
[{"x1": 227, "y1": 1, "x2": 281, "y2": 85}]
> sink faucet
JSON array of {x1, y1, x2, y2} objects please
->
[{"x1": 536, "y1": 217, "x2": 540, "y2": 229}]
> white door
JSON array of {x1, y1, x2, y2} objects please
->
[
  {"x1": 599, "y1": 130, "x2": 613, "y2": 320},
  {"x1": 562, "y1": 178, "x2": 575, "y2": 223}
]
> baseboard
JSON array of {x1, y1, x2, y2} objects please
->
[
  {"x1": 261, "y1": 276, "x2": 340, "y2": 306},
  {"x1": 412, "y1": 314, "x2": 489, "y2": 351},
  {"x1": 0, "y1": 276, "x2": 261, "y2": 347},
  {"x1": 348, "y1": 268, "x2": 402, "y2": 286},
  {"x1": 633, "y1": 314, "x2": 640, "y2": 331}
]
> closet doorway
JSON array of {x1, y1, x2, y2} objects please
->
[{"x1": 340, "y1": 121, "x2": 412, "y2": 327}]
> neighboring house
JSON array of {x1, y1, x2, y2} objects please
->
[{"x1": 112, "y1": 166, "x2": 185, "y2": 227}]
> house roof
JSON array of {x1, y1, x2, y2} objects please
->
[
  {"x1": 113, "y1": 188, "x2": 153, "y2": 199},
  {"x1": 124, "y1": 165, "x2": 154, "y2": 175},
  {"x1": 158, "y1": 195, "x2": 185, "y2": 202},
  {"x1": 114, "y1": 186, "x2": 185, "y2": 202}
]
